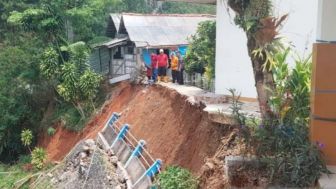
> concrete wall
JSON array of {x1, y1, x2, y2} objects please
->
[
  {"x1": 215, "y1": 0, "x2": 256, "y2": 98},
  {"x1": 215, "y1": 0, "x2": 318, "y2": 98},
  {"x1": 311, "y1": 0, "x2": 336, "y2": 165},
  {"x1": 311, "y1": 43, "x2": 336, "y2": 165},
  {"x1": 317, "y1": 0, "x2": 336, "y2": 42},
  {"x1": 273, "y1": 0, "x2": 318, "y2": 59}
]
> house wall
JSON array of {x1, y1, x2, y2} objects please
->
[
  {"x1": 215, "y1": 0, "x2": 318, "y2": 98},
  {"x1": 316, "y1": 0, "x2": 336, "y2": 42},
  {"x1": 89, "y1": 47, "x2": 110, "y2": 75},
  {"x1": 215, "y1": 0, "x2": 256, "y2": 98},
  {"x1": 311, "y1": 0, "x2": 336, "y2": 165},
  {"x1": 111, "y1": 47, "x2": 137, "y2": 77}
]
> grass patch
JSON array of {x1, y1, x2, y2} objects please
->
[
  {"x1": 0, "y1": 157, "x2": 31, "y2": 189},
  {"x1": 0, "y1": 164, "x2": 29, "y2": 189},
  {"x1": 0, "y1": 154, "x2": 55, "y2": 189}
]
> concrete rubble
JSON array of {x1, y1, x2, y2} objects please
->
[{"x1": 46, "y1": 139, "x2": 130, "y2": 189}]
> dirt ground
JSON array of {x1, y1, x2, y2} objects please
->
[
  {"x1": 38, "y1": 82, "x2": 251, "y2": 188},
  {"x1": 116, "y1": 84, "x2": 226, "y2": 173}
]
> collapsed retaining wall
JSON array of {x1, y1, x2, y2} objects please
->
[
  {"x1": 98, "y1": 113, "x2": 161, "y2": 189},
  {"x1": 116, "y1": 85, "x2": 226, "y2": 173}
]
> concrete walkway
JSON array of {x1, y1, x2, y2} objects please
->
[
  {"x1": 319, "y1": 166, "x2": 336, "y2": 189},
  {"x1": 158, "y1": 82, "x2": 261, "y2": 120}
]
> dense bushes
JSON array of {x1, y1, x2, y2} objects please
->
[
  {"x1": 0, "y1": 0, "x2": 216, "y2": 163},
  {"x1": 0, "y1": 45, "x2": 45, "y2": 162},
  {"x1": 185, "y1": 20, "x2": 216, "y2": 80},
  {"x1": 157, "y1": 166, "x2": 198, "y2": 189},
  {"x1": 31, "y1": 147, "x2": 47, "y2": 170},
  {"x1": 231, "y1": 49, "x2": 329, "y2": 187}
]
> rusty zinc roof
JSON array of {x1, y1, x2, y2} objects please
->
[{"x1": 120, "y1": 13, "x2": 215, "y2": 48}]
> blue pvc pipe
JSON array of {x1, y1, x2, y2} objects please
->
[
  {"x1": 145, "y1": 159, "x2": 162, "y2": 177},
  {"x1": 124, "y1": 140, "x2": 146, "y2": 168},
  {"x1": 104, "y1": 112, "x2": 120, "y2": 130},
  {"x1": 133, "y1": 159, "x2": 162, "y2": 187},
  {"x1": 110, "y1": 124, "x2": 129, "y2": 148}
]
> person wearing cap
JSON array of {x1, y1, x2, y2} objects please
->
[
  {"x1": 157, "y1": 49, "x2": 168, "y2": 82},
  {"x1": 170, "y1": 52, "x2": 179, "y2": 83}
]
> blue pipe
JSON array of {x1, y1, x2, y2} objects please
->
[
  {"x1": 103, "y1": 112, "x2": 120, "y2": 130},
  {"x1": 133, "y1": 159, "x2": 162, "y2": 187},
  {"x1": 124, "y1": 140, "x2": 146, "y2": 168},
  {"x1": 145, "y1": 159, "x2": 162, "y2": 177},
  {"x1": 110, "y1": 124, "x2": 129, "y2": 148}
]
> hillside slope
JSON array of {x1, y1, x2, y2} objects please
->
[{"x1": 39, "y1": 83, "x2": 232, "y2": 175}]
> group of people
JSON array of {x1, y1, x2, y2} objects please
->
[{"x1": 146, "y1": 49, "x2": 184, "y2": 85}]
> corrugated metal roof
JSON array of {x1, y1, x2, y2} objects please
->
[
  {"x1": 98, "y1": 37, "x2": 128, "y2": 48},
  {"x1": 121, "y1": 14, "x2": 215, "y2": 48},
  {"x1": 110, "y1": 14, "x2": 121, "y2": 33}
]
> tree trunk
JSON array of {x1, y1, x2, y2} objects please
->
[
  {"x1": 74, "y1": 102, "x2": 86, "y2": 120},
  {"x1": 247, "y1": 36, "x2": 275, "y2": 121}
]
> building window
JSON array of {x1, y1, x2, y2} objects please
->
[
  {"x1": 113, "y1": 47, "x2": 123, "y2": 59},
  {"x1": 126, "y1": 47, "x2": 134, "y2": 54}
]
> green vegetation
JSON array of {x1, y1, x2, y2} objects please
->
[
  {"x1": 227, "y1": 0, "x2": 287, "y2": 120},
  {"x1": 0, "y1": 0, "x2": 215, "y2": 165},
  {"x1": 0, "y1": 163, "x2": 30, "y2": 189},
  {"x1": 0, "y1": 43, "x2": 44, "y2": 162},
  {"x1": 226, "y1": 4, "x2": 328, "y2": 186},
  {"x1": 31, "y1": 147, "x2": 46, "y2": 170},
  {"x1": 47, "y1": 127, "x2": 56, "y2": 136},
  {"x1": 40, "y1": 42, "x2": 103, "y2": 119},
  {"x1": 157, "y1": 166, "x2": 198, "y2": 189},
  {"x1": 185, "y1": 20, "x2": 216, "y2": 80},
  {"x1": 231, "y1": 49, "x2": 329, "y2": 187},
  {"x1": 160, "y1": 2, "x2": 216, "y2": 14},
  {"x1": 21, "y1": 129, "x2": 33, "y2": 149}
]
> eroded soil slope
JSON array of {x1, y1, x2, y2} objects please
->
[
  {"x1": 117, "y1": 85, "x2": 225, "y2": 173},
  {"x1": 39, "y1": 83, "x2": 225, "y2": 174},
  {"x1": 39, "y1": 82, "x2": 140, "y2": 161}
]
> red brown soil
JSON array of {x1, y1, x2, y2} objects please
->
[
  {"x1": 39, "y1": 83, "x2": 225, "y2": 173},
  {"x1": 38, "y1": 82, "x2": 140, "y2": 161},
  {"x1": 198, "y1": 131, "x2": 248, "y2": 189},
  {"x1": 38, "y1": 82, "x2": 252, "y2": 188},
  {"x1": 117, "y1": 85, "x2": 225, "y2": 173}
]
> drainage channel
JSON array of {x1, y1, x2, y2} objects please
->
[{"x1": 98, "y1": 112, "x2": 162, "y2": 189}]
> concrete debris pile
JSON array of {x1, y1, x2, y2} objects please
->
[{"x1": 47, "y1": 139, "x2": 129, "y2": 189}]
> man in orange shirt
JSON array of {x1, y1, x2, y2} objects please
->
[
  {"x1": 170, "y1": 52, "x2": 179, "y2": 83},
  {"x1": 157, "y1": 49, "x2": 168, "y2": 82}
]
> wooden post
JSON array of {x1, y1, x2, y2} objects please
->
[
  {"x1": 109, "y1": 48, "x2": 113, "y2": 77},
  {"x1": 98, "y1": 48, "x2": 102, "y2": 73}
]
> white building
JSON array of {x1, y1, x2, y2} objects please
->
[
  {"x1": 215, "y1": 0, "x2": 318, "y2": 98},
  {"x1": 164, "y1": 0, "x2": 318, "y2": 98}
]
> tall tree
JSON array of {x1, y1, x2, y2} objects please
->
[
  {"x1": 185, "y1": 20, "x2": 216, "y2": 80},
  {"x1": 226, "y1": 0, "x2": 287, "y2": 120}
]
